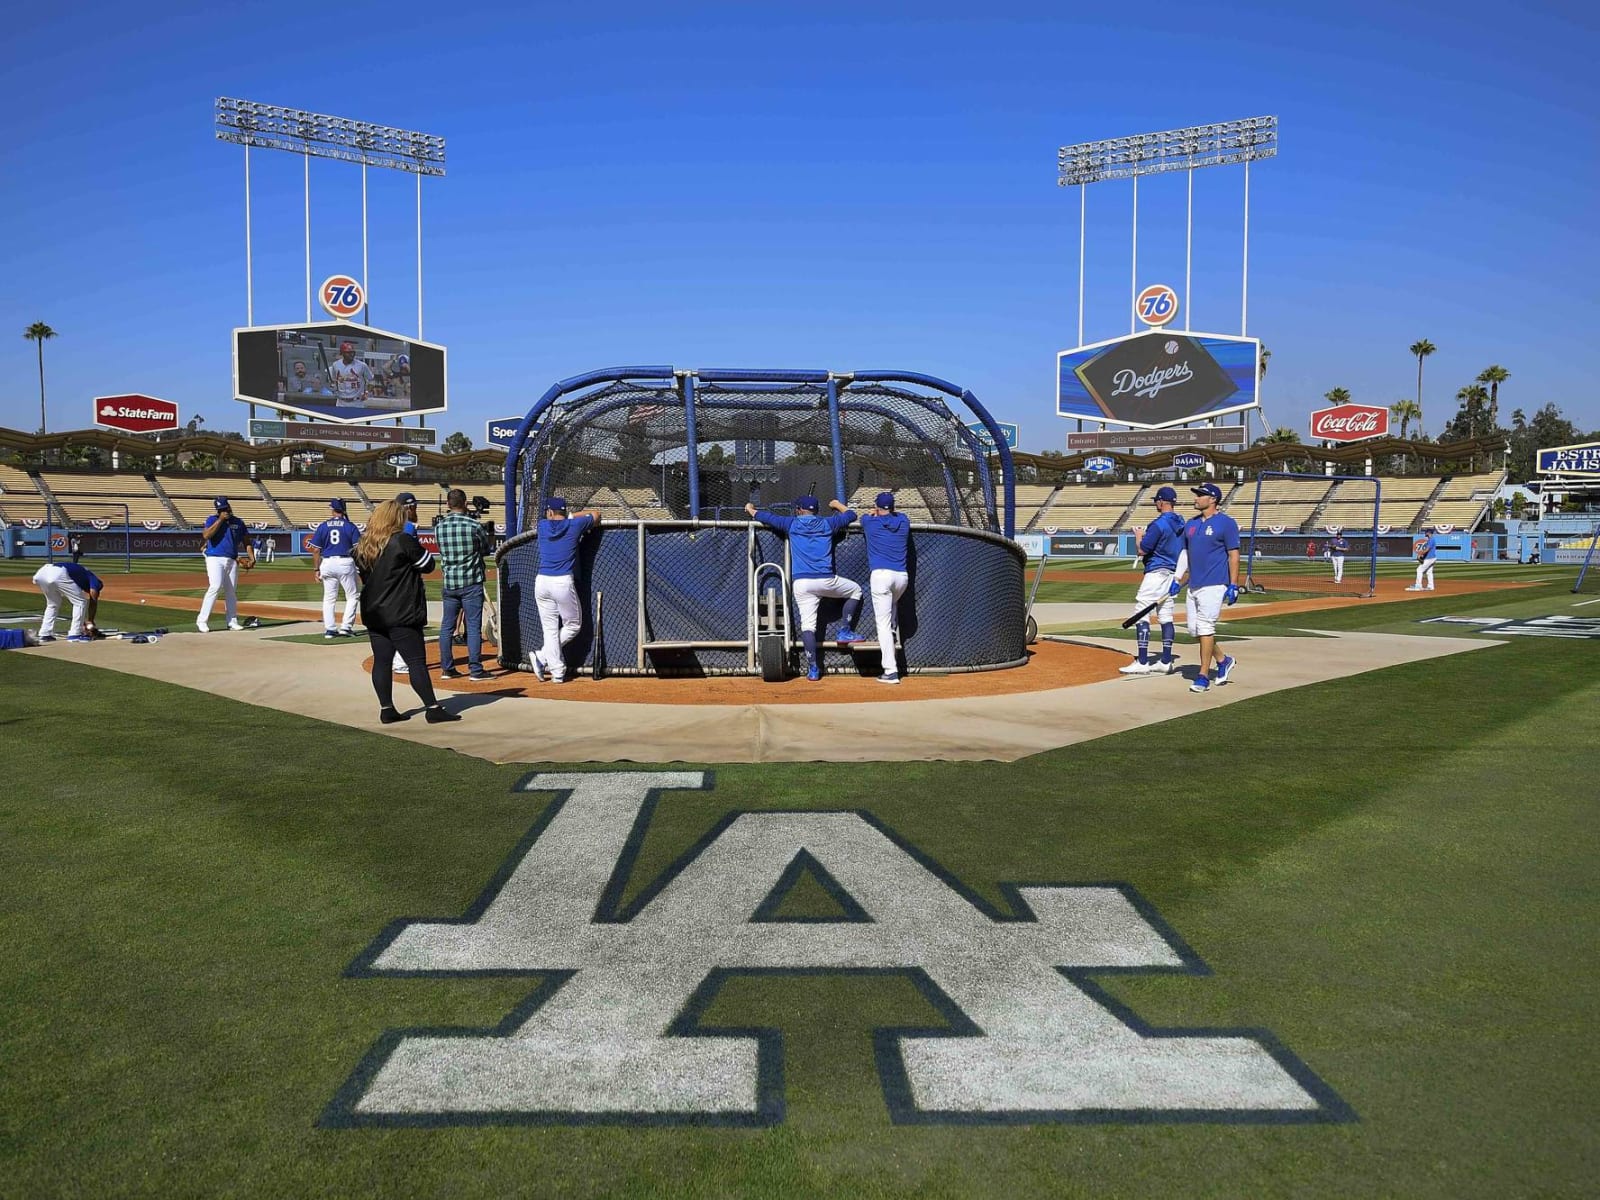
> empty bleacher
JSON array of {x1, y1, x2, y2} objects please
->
[
  {"x1": 158, "y1": 475, "x2": 279, "y2": 529},
  {"x1": 260, "y1": 477, "x2": 367, "y2": 527},
  {"x1": 1317, "y1": 476, "x2": 1435, "y2": 531},
  {"x1": 1038, "y1": 483, "x2": 1142, "y2": 532},
  {"x1": 1423, "y1": 471, "x2": 1504, "y2": 530},
  {"x1": 1221, "y1": 477, "x2": 1332, "y2": 530},
  {"x1": 39, "y1": 471, "x2": 175, "y2": 527},
  {"x1": 0, "y1": 465, "x2": 46, "y2": 523},
  {"x1": 616, "y1": 487, "x2": 672, "y2": 519},
  {"x1": 1012, "y1": 485, "x2": 1057, "y2": 530}
]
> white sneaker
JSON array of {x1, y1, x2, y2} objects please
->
[
  {"x1": 1119, "y1": 660, "x2": 1155, "y2": 675},
  {"x1": 1425, "y1": 586, "x2": 1435, "y2": 591},
  {"x1": 1405, "y1": 585, "x2": 1422, "y2": 591},
  {"x1": 394, "y1": 662, "x2": 409, "y2": 674},
  {"x1": 1153, "y1": 659, "x2": 1179, "y2": 674},
  {"x1": 877, "y1": 673, "x2": 901, "y2": 685},
  {"x1": 227, "y1": 620, "x2": 245, "y2": 631},
  {"x1": 530, "y1": 652, "x2": 549, "y2": 682},
  {"x1": 196, "y1": 622, "x2": 210, "y2": 633}
]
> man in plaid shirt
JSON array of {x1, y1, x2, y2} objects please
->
[{"x1": 434, "y1": 488, "x2": 495, "y2": 680}]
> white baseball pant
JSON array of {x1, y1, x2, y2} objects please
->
[
  {"x1": 1186, "y1": 584, "x2": 1227, "y2": 638},
  {"x1": 1133, "y1": 567, "x2": 1176, "y2": 625},
  {"x1": 870, "y1": 568, "x2": 908, "y2": 672},
  {"x1": 33, "y1": 564, "x2": 88, "y2": 638},
  {"x1": 535, "y1": 573, "x2": 582, "y2": 680},
  {"x1": 1415, "y1": 557, "x2": 1436, "y2": 589},
  {"x1": 319, "y1": 557, "x2": 360, "y2": 629},
  {"x1": 199, "y1": 556, "x2": 239, "y2": 626},
  {"x1": 1331, "y1": 554, "x2": 1345, "y2": 583},
  {"x1": 792, "y1": 575, "x2": 862, "y2": 633}
]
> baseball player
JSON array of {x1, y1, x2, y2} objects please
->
[
  {"x1": 32, "y1": 561, "x2": 103, "y2": 642},
  {"x1": 311, "y1": 497, "x2": 361, "y2": 637},
  {"x1": 858, "y1": 490, "x2": 910, "y2": 685},
  {"x1": 1120, "y1": 485, "x2": 1186, "y2": 675},
  {"x1": 529, "y1": 497, "x2": 601, "y2": 683},
  {"x1": 745, "y1": 495, "x2": 864, "y2": 681},
  {"x1": 1328, "y1": 532, "x2": 1349, "y2": 584},
  {"x1": 1408, "y1": 531, "x2": 1438, "y2": 591},
  {"x1": 329, "y1": 341, "x2": 374, "y2": 408},
  {"x1": 197, "y1": 497, "x2": 255, "y2": 633},
  {"x1": 1170, "y1": 482, "x2": 1240, "y2": 694}
]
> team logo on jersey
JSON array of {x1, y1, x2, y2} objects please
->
[{"x1": 322, "y1": 772, "x2": 1350, "y2": 1128}]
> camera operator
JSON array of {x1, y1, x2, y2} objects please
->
[{"x1": 434, "y1": 487, "x2": 495, "y2": 679}]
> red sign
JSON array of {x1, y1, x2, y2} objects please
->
[
  {"x1": 1309, "y1": 403, "x2": 1388, "y2": 443},
  {"x1": 93, "y1": 394, "x2": 179, "y2": 433}
]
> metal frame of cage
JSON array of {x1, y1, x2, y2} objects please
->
[
  {"x1": 0, "y1": 498, "x2": 133, "y2": 573},
  {"x1": 500, "y1": 366, "x2": 1018, "y2": 539},
  {"x1": 1243, "y1": 471, "x2": 1380, "y2": 598}
]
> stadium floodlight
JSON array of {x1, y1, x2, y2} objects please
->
[
  {"x1": 214, "y1": 98, "x2": 446, "y2": 175},
  {"x1": 1057, "y1": 116, "x2": 1276, "y2": 186}
]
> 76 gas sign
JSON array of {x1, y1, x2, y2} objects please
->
[
  {"x1": 1135, "y1": 284, "x2": 1180, "y2": 328},
  {"x1": 319, "y1": 275, "x2": 365, "y2": 319}
]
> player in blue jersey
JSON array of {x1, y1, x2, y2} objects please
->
[
  {"x1": 32, "y1": 561, "x2": 103, "y2": 642},
  {"x1": 530, "y1": 497, "x2": 602, "y2": 683},
  {"x1": 1327, "y1": 532, "x2": 1350, "y2": 584},
  {"x1": 1407, "y1": 531, "x2": 1438, "y2": 590},
  {"x1": 746, "y1": 495, "x2": 864, "y2": 681},
  {"x1": 858, "y1": 491, "x2": 911, "y2": 684},
  {"x1": 1170, "y1": 482, "x2": 1241, "y2": 694},
  {"x1": 197, "y1": 497, "x2": 255, "y2": 632},
  {"x1": 311, "y1": 497, "x2": 362, "y2": 637},
  {"x1": 1120, "y1": 485, "x2": 1186, "y2": 676}
]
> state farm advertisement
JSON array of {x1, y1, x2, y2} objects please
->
[
  {"x1": 1309, "y1": 403, "x2": 1388, "y2": 443},
  {"x1": 93, "y1": 394, "x2": 180, "y2": 433}
]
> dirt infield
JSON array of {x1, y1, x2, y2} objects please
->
[
  {"x1": 366, "y1": 638, "x2": 1127, "y2": 704},
  {"x1": 0, "y1": 570, "x2": 322, "y2": 621}
]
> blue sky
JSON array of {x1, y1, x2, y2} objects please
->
[{"x1": 2, "y1": 0, "x2": 1597, "y2": 451}]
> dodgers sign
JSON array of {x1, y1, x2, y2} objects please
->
[
  {"x1": 1537, "y1": 442, "x2": 1600, "y2": 476},
  {"x1": 322, "y1": 772, "x2": 1348, "y2": 1127},
  {"x1": 1058, "y1": 331, "x2": 1259, "y2": 430}
]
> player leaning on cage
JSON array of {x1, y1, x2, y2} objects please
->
[
  {"x1": 1170, "y1": 482, "x2": 1240, "y2": 695},
  {"x1": 858, "y1": 491, "x2": 911, "y2": 685},
  {"x1": 310, "y1": 498, "x2": 361, "y2": 637},
  {"x1": 746, "y1": 495, "x2": 865, "y2": 681},
  {"x1": 530, "y1": 497, "x2": 601, "y2": 684},
  {"x1": 1120, "y1": 485, "x2": 1186, "y2": 676}
]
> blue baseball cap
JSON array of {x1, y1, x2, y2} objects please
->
[
  {"x1": 395, "y1": 492, "x2": 417, "y2": 506},
  {"x1": 1191, "y1": 482, "x2": 1223, "y2": 500},
  {"x1": 214, "y1": 497, "x2": 230, "y2": 511},
  {"x1": 546, "y1": 496, "x2": 568, "y2": 513},
  {"x1": 329, "y1": 497, "x2": 347, "y2": 513},
  {"x1": 794, "y1": 496, "x2": 818, "y2": 512},
  {"x1": 875, "y1": 491, "x2": 896, "y2": 510},
  {"x1": 1153, "y1": 486, "x2": 1178, "y2": 503}
]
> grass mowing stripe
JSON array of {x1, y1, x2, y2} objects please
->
[{"x1": 1, "y1": 643, "x2": 1593, "y2": 1197}]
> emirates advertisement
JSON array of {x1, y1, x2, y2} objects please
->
[{"x1": 1309, "y1": 403, "x2": 1389, "y2": 442}]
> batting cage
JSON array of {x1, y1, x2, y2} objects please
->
[
  {"x1": 1241, "y1": 471, "x2": 1380, "y2": 598},
  {"x1": 496, "y1": 366, "x2": 1024, "y2": 677}
]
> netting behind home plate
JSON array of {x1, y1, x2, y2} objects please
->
[{"x1": 495, "y1": 366, "x2": 1024, "y2": 677}]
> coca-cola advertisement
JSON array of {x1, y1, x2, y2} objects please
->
[{"x1": 1309, "y1": 403, "x2": 1389, "y2": 443}]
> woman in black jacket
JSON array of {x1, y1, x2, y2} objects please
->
[{"x1": 352, "y1": 499, "x2": 460, "y2": 724}]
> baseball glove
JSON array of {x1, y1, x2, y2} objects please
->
[{"x1": 239, "y1": 558, "x2": 255, "y2": 571}]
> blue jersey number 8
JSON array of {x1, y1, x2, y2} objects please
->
[{"x1": 328, "y1": 528, "x2": 341, "y2": 546}]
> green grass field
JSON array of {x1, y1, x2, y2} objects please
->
[{"x1": 3, "y1": 555, "x2": 1596, "y2": 1196}]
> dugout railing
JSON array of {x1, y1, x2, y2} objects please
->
[{"x1": 495, "y1": 518, "x2": 1027, "y2": 677}]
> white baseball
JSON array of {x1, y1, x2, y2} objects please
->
[{"x1": 140, "y1": 598, "x2": 147, "y2": 604}]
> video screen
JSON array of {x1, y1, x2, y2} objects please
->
[
  {"x1": 234, "y1": 322, "x2": 446, "y2": 424},
  {"x1": 1057, "y1": 331, "x2": 1258, "y2": 430}
]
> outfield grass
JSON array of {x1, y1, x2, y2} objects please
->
[{"x1": 3, "y1": 625, "x2": 1596, "y2": 1196}]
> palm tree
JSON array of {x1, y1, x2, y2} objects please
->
[
  {"x1": 23, "y1": 322, "x2": 57, "y2": 434},
  {"x1": 1456, "y1": 384, "x2": 1489, "y2": 439},
  {"x1": 1477, "y1": 365, "x2": 1509, "y2": 431},
  {"x1": 1258, "y1": 344, "x2": 1272, "y2": 379},
  {"x1": 1389, "y1": 398, "x2": 1420, "y2": 439},
  {"x1": 1261, "y1": 427, "x2": 1301, "y2": 444},
  {"x1": 1324, "y1": 387, "x2": 1351, "y2": 404},
  {"x1": 1409, "y1": 339, "x2": 1436, "y2": 436}
]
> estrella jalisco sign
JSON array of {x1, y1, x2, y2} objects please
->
[{"x1": 1537, "y1": 442, "x2": 1600, "y2": 476}]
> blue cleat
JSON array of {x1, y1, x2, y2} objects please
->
[
  {"x1": 806, "y1": 663, "x2": 823, "y2": 682},
  {"x1": 835, "y1": 629, "x2": 866, "y2": 644},
  {"x1": 1189, "y1": 675, "x2": 1212, "y2": 695},
  {"x1": 1215, "y1": 654, "x2": 1236, "y2": 685}
]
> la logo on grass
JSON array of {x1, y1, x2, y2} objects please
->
[{"x1": 323, "y1": 772, "x2": 1351, "y2": 1126}]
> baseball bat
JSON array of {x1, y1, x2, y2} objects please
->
[
  {"x1": 1121, "y1": 600, "x2": 1161, "y2": 629},
  {"x1": 592, "y1": 590, "x2": 606, "y2": 681}
]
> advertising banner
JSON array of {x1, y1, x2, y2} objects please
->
[
  {"x1": 248, "y1": 420, "x2": 437, "y2": 446},
  {"x1": 1537, "y1": 442, "x2": 1600, "y2": 476},
  {"x1": 1049, "y1": 533, "x2": 1123, "y2": 557},
  {"x1": 93, "y1": 394, "x2": 179, "y2": 433},
  {"x1": 1066, "y1": 426, "x2": 1244, "y2": 450},
  {"x1": 486, "y1": 417, "x2": 524, "y2": 449},
  {"x1": 1309, "y1": 403, "x2": 1389, "y2": 442},
  {"x1": 965, "y1": 421, "x2": 1020, "y2": 450},
  {"x1": 234, "y1": 321, "x2": 446, "y2": 425},
  {"x1": 1057, "y1": 330, "x2": 1259, "y2": 429}
]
